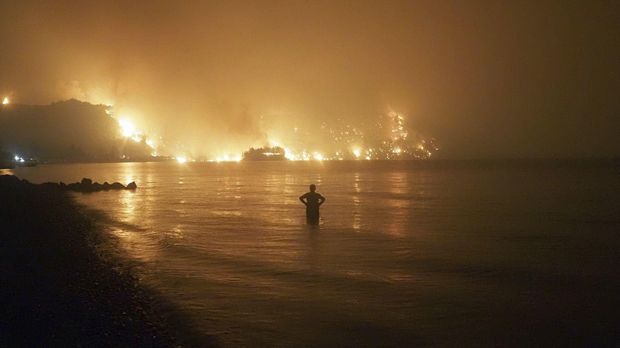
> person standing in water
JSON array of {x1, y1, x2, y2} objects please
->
[{"x1": 299, "y1": 184, "x2": 326, "y2": 225}]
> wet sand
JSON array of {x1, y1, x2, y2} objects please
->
[{"x1": 0, "y1": 175, "x2": 213, "y2": 346}]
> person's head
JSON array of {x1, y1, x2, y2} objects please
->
[{"x1": 309, "y1": 184, "x2": 316, "y2": 192}]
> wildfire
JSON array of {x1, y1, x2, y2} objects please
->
[
  {"x1": 104, "y1": 106, "x2": 161, "y2": 158},
  {"x1": 213, "y1": 154, "x2": 242, "y2": 162},
  {"x1": 105, "y1": 105, "x2": 435, "y2": 161},
  {"x1": 260, "y1": 112, "x2": 437, "y2": 160},
  {"x1": 284, "y1": 147, "x2": 297, "y2": 161},
  {"x1": 118, "y1": 118, "x2": 137, "y2": 138},
  {"x1": 118, "y1": 119, "x2": 143, "y2": 142}
]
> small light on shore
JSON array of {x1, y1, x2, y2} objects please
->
[
  {"x1": 2, "y1": 97, "x2": 9, "y2": 105},
  {"x1": 176, "y1": 156, "x2": 188, "y2": 164}
]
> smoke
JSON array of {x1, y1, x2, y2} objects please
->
[{"x1": 1, "y1": 1, "x2": 618, "y2": 158}]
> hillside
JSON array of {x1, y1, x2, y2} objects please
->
[{"x1": 0, "y1": 100, "x2": 152, "y2": 162}]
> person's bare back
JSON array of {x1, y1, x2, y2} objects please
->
[{"x1": 299, "y1": 184, "x2": 325, "y2": 225}]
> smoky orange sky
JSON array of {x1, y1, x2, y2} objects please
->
[{"x1": 1, "y1": 1, "x2": 618, "y2": 158}]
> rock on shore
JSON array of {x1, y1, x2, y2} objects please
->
[{"x1": 43, "y1": 177, "x2": 138, "y2": 193}]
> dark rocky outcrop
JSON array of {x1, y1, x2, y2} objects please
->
[{"x1": 28, "y1": 176, "x2": 137, "y2": 193}]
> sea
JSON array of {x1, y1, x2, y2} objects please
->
[{"x1": 4, "y1": 160, "x2": 620, "y2": 346}]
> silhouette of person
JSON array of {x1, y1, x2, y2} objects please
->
[{"x1": 299, "y1": 184, "x2": 326, "y2": 225}]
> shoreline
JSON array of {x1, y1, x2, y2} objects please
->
[{"x1": 0, "y1": 175, "x2": 213, "y2": 346}]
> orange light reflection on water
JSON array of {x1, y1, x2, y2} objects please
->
[
  {"x1": 384, "y1": 171, "x2": 410, "y2": 238},
  {"x1": 110, "y1": 162, "x2": 162, "y2": 263},
  {"x1": 352, "y1": 172, "x2": 362, "y2": 231}
]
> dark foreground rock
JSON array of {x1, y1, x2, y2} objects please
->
[
  {"x1": 0, "y1": 175, "x2": 213, "y2": 347},
  {"x1": 52, "y1": 177, "x2": 138, "y2": 193}
]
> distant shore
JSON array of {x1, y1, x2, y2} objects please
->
[{"x1": 0, "y1": 175, "x2": 213, "y2": 346}]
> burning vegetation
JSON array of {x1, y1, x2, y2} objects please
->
[
  {"x1": 1, "y1": 97, "x2": 438, "y2": 163},
  {"x1": 255, "y1": 112, "x2": 439, "y2": 161}
]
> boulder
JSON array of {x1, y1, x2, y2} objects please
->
[
  {"x1": 110, "y1": 182, "x2": 125, "y2": 190},
  {"x1": 41, "y1": 182, "x2": 61, "y2": 190},
  {"x1": 1, "y1": 175, "x2": 136, "y2": 193},
  {"x1": 67, "y1": 183, "x2": 80, "y2": 191}
]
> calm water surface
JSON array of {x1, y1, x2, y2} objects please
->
[{"x1": 7, "y1": 160, "x2": 620, "y2": 346}]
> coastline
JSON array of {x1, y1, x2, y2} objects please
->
[{"x1": 0, "y1": 175, "x2": 213, "y2": 346}]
